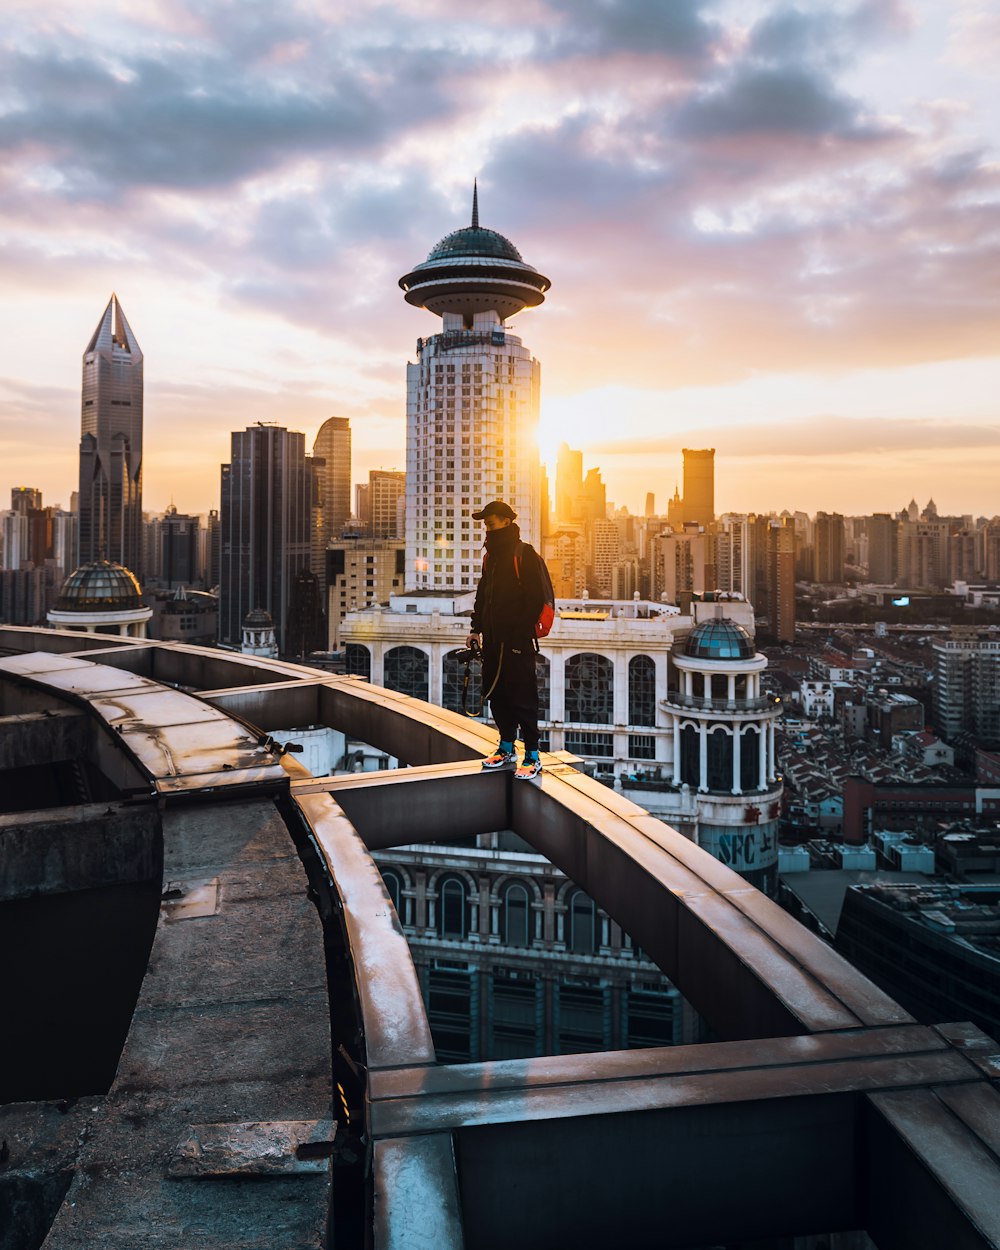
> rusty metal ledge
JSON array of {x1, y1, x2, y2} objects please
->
[
  {"x1": 0, "y1": 651, "x2": 288, "y2": 798},
  {"x1": 293, "y1": 789, "x2": 437, "y2": 1074},
  {"x1": 369, "y1": 1028, "x2": 984, "y2": 1139}
]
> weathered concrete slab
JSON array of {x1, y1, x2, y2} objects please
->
[
  {"x1": 0, "y1": 708, "x2": 88, "y2": 771},
  {"x1": 34, "y1": 796, "x2": 333, "y2": 1249},
  {"x1": 0, "y1": 1101, "x2": 84, "y2": 1250},
  {"x1": 0, "y1": 802, "x2": 159, "y2": 900},
  {"x1": 167, "y1": 1118, "x2": 336, "y2": 1178}
]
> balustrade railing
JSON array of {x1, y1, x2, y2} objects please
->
[{"x1": 662, "y1": 691, "x2": 782, "y2": 714}]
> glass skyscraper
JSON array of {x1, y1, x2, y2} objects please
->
[
  {"x1": 78, "y1": 295, "x2": 144, "y2": 575},
  {"x1": 219, "y1": 424, "x2": 315, "y2": 652}
]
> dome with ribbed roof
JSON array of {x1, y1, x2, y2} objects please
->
[
  {"x1": 243, "y1": 608, "x2": 275, "y2": 629},
  {"x1": 55, "y1": 561, "x2": 142, "y2": 611},
  {"x1": 685, "y1": 618, "x2": 756, "y2": 661},
  {"x1": 427, "y1": 226, "x2": 523, "y2": 263},
  {"x1": 399, "y1": 182, "x2": 549, "y2": 321}
]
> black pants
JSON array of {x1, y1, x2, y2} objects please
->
[{"x1": 482, "y1": 639, "x2": 540, "y2": 753}]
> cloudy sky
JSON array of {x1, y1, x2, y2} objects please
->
[{"x1": 1, "y1": 0, "x2": 998, "y2": 519}]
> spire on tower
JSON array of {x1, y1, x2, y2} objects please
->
[
  {"x1": 85, "y1": 294, "x2": 142, "y2": 358},
  {"x1": 471, "y1": 179, "x2": 479, "y2": 229}
]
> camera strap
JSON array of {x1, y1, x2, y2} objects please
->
[{"x1": 462, "y1": 641, "x2": 504, "y2": 718}]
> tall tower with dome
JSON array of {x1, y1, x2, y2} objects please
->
[{"x1": 398, "y1": 185, "x2": 550, "y2": 592}]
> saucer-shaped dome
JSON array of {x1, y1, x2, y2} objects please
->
[
  {"x1": 243, "y1": 607, "x2": 274, "y2": 629},
  {"x1": 427, "y1": 226, "x2": 523, "y2": 263},
  {"x1": 56, "y1": 561, "x2": 142, "y2": 611},
  {"x1": 685, "y1": 618, "x2": 756, "y2": 661},
  {"x1": 399, "y1": 185, "x2": 549, "y2": 320}
]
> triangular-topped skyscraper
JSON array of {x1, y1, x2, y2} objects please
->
[{"x1": 78, "y1": 295, "x2": 144, "y2": 576}]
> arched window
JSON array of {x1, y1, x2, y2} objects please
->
[
  {"x1": 740, "y1": 725, "x2": 761, "y2": 792},
  {"x1": 568, "y1": 888, "x2": 596, "y2": 955},
  {"x1": 501, "y1": 883, "x2": 531, "y2": 948},
  {"x1": 680, "y1": 723, "x2": 700, "y2": 787},
  {"x1": 442, "y1": 648, "x2": 481, "y2": 715},
  {"x1": 707, "y1": 725, "x2": 732, "y2": 791},
  {"x1": 382, "y1": 869, "x2": 402, "y2": 915},
  {"x1": 438, "y1": 875, "x2": 467, "y2": 939},
  {"x1": 628, "y1": 655, "x2": 656, "y2": 727},
  {"x1": 565, "y1": 653, "x2": 613, "y2": 724},
  {"x1": 344, "y1": 643, "x2": 371, "y2": 680},
  {"x1": 536, "y1": 653, "x2": 551, "y2": 720},
  {"x1": 384, "y1": 646, "x2": 429, "y2": 701}
]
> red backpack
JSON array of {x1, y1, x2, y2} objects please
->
[{"x1": 515, "y1": 541, "x2": 556, "y2": 640}]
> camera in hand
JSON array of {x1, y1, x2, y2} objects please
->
[{"x1": 455, "y1": 638, "x2": 482, "y2": 665}]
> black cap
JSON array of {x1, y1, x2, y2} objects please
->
[{"x1": 472, "y1": 500, "x2": 516, "y2": 521}]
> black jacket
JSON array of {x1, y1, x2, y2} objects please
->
[{"x1": 471, "y1": 523, "x2": 546, "y2": 646}]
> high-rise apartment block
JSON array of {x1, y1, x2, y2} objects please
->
[
  {"x1": 581, "y1": 467, "x2": 606, "y2": 527},
  {"x1": 219, "y1": 424, "x2": 315, "y2": 652},
  {"x1": 610, "y1": 558, "x2": 640, "y2": 599},
  {"x1": 78, "y1": 295, "x2": 144, "y2": 576},
  {"x1": 813, "y1": 511, "x2": 845, "y2": 583},
  {"x1": 11, "y1": 488, "x2": 42, "y2": 515},
  {"x1": 715, "y1": 514, "x2": 751, "y2": 597},
  {"x1": 544, "y1": 529, "x2": 587, "y2": 598},
  {"x1": 326, "y1": 537, "x2": 406, "y2": 647},
  {"x1": 983, "y1": 523, "x2": 1000, "y2": 583},
  {"x1": 313, "y1": 417, "x2": 352, "y2": 548},
  {"x1": 933, "y1": 635, "x2": 1000, "y2": 749},
  {"x1": 156, "y1": 506, "x2": 201, "y2": 589},
  {"x1": 555, "y1": 443, "x2": 584, "y2": 526},
  {"x1": 0, "y1": 495, "x2": 72, "y2": 577},
  {"x1": 896, "y1": 518, "x2": 949, "y2": 589},
  {"x1": 682, "y1": 448, "x2": 714, "y2": 527},
  {"x1": 589, "y1": 518, "x2": 620, "y2": 597},
  {"x1": 766, "y1": 518, "x2": 796, "y2": 642},
  {"x1": 867, "y1": 513, "x2": 897, "y2": 584},
  {"x1": 369, "y1": 470, "x2": 406, "y2": 539},
  {"x1": 949, "y1": 529, "x2": 978, "y2": 583},
  {"x1": 1, "y1": 512, "x2": 28, "y2": 571},
  {"x1": 398, "y1": 187, "x2": 548, "y2": 591},
  {"x1": 651, "y1": 526, "x2": 712, "y2": 604}
]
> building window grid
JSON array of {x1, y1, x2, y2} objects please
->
[
  {"x1": 565, "y1": 653, "x2": 614, "y2": 724},
  {"x1": 565, "y1": 730, "x2": 614, "y2": 757},
  {"x1": 628, "y1": 734, "x2": 656, "y2": 760},
  {"x1": 384, "y1": 645, "x2": 430, "y2": 701},
  {"x1": 628, "y1": 655, "x2": 656, "y2": 727}
]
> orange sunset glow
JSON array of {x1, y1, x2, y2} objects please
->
[{"x1": 1, "y1": 0, "x2": 998, "y2": 518}]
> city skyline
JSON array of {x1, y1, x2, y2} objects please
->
[{"x1": 1, "y1": 1, "x2": 998, "y2": 517}]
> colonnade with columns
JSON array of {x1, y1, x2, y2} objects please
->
[
  {"x1": 668, "y1": 647, "x2": 781, "y2": 796},
  {"x1": 667, "y1": 714, "x2": 779, "y2": 794}
]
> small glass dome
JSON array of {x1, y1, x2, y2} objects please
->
[
  {"x1": 55, "y1": 561, "x2": 142, "y2": 611},
  {"x1": 426, "y1": 226, "x2": 524, "y2": 263},
  {"x1": 685, "y1": 618, "x2": 756, "y2": 661},
  {"x1": 243, "y1": 608, "x2": 274, "y2": 629}
]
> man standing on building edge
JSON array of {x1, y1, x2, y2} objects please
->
[{"x1": 466, "y1": 500, "x2": 546, "y2": 780}]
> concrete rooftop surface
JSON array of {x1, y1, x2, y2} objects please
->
[{"x1": 1, "y1": 626, "x2": 998, "y2": 1250}]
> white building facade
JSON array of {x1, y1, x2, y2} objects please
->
[
  {"x1": 341, "y1": 596, "x2": 784, "y2": 894},
  {"x1": 404, "y1": 319, "x2": 542, "y2": 591}
]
